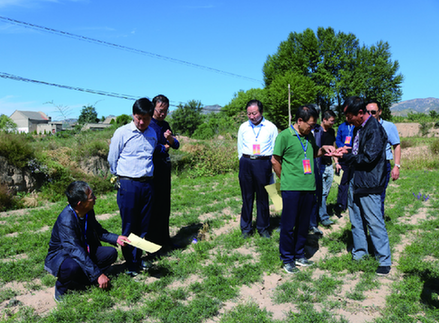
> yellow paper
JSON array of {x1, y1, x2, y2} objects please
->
[
  {"x1": 333, "y1": 169, "x2": 344, "y2": 186},
  {"x1": 265, "y1": 182, "x2": 283, "y2": 213},
  {"x1": 126, "y1": 233, "x2": 162, "y2": 253}
]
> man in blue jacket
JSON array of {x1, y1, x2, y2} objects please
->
[
  {"x1": 332, "y1": 97, "x2": 392, "y2": 276},
  {"x1": 45, "y1": 181, "x2": 129, "y2": 301}
]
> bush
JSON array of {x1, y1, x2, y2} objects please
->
[
  {"x1": 181, "y1": 140, "x2": 239, "y2": 177},
  {"x1": 418, "y1": 122, "x2": 431, "y2": 137},
  {"x1": 431, "y1": 138, "x2": 439, "y2": 155},
  {"x1": 0, "y1": 132, "x2": 35, "y2": 168},
  {"x1": 400, "y1": 139, "x2": 414, "y2": 149}
]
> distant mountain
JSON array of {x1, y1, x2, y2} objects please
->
[
  {"x1": 390, "y1": 97, "x2": 439, "y2": 116},
  {"x1": 202, "y1": 104, "x2": 222, "y2": 115}
]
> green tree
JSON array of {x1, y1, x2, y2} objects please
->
[
  {"x1": 266, "y1": 70, "x2": 318, "y2": 129},
  {"x1": 77, "y1": 105, "x2": 99, "y2": 124},
  {"x1": 222, "y1": 88, "x2": 268, "y2": 118},
  {"x1": 116, "y1": 114, "x2": 132, "y2": 126},
  {"x1": 263, "y1": 27, "x2": 403, "y2": 119},
  {"x1": 169, "y1": 100, "x2": 204, "y2": 137},
  {"x1": 0, "y1": 114, "x2": 17, "y2": 132}
]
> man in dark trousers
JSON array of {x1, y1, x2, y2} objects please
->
[
  {"x1": 237, "y1": 100, "x2": 278, "y2": 239},
  {"x1": 45, "y1": 181, "x2": 129, "y2": 301},
  {"x1": 146, "y1": 94, "x2": 180, "y2": 247},
  {"x1": 332, "y1": 96, "x2": 392, "y2": 276}
]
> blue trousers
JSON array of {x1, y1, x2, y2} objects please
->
[
  {"x1": 238, "y1": 157, "x2": 272, "y2": 234},
  {"x1": 348, "y1": 179, "x2": 391, "y2": 266},
  {"x1": 56, "y1": 246, "x2": 117, "y2": 296},
  {"x1": 118, "y1": 178, "x2": 154, "y2": 271},
  {"x1": 279, "y1": 191, "x2": 313, "y2": 264}
]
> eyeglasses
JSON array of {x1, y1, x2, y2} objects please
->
[
  {"x1": 367, "y1": 110, "x2": 377, "y2": 115},
  {"x1": 87, "y1": 193, "x2": 96, "y2": 201},
  {"x1": 155, "y1": 108, "x2": 168, "y2": 115},
  {"x1": 305, "y1": 121, "x2": 316, "y2": 129}
]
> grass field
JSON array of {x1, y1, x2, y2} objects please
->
[{"x1": 0, "y1": 167, "x2": 438, "y2": 322}]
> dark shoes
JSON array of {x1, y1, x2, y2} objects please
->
[
  {"x1": 310, "y1": 227, "x2": 323, "y2": 235},
  {"x1": 283, "y1": 262, "x2": 300, "y2": 274},
  {"x1": 241, "y1": 232, "x2": 252, "y2": 239},
  {"x1": 259, "y1": 231, "x2": 271, "y2": 239},
  {"x1": 295, "y1": 258, "x2": 314, "y2": 267},
  {"x1": 140, "y1": 260, "x2": 153, "y2": 271},
  {"x1": 376, "y1": 266, "x2": 391, "y2": 276}
]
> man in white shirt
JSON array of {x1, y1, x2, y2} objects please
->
[{"x1": 237, "y1": 100, "x2": 278, "y2": 239}]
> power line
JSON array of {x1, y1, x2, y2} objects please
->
[
  {"x1": 0, "y1": 16, "x2": 262, "y2": 83},
  {"x1": 0, "y1": 72, "x2": 179, "y2": 107}
]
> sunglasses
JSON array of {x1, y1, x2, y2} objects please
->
[{"x1": 367, "y1": 110, "x2": 378, "y2": 115}]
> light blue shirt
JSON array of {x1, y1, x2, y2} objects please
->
[
  {"x1": 108, "y1": 121, "x2": 157, "y2": 177},
  {"x1": 380, "y1": 119, "x2": 400, "y2": 160},
  {"x1": 237, "y1": 117, "x2": 278, "y2": 159}
]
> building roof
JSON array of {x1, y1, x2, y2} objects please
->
[{"x1": 11, "y1": 110, "x2": 50, "y2": 121}]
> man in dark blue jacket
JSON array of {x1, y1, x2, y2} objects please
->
[
  {"x1": 45, "y1": 181, "x2": 129, "y2": 301},
  {"x1": 332, "y1": 97, "x2": 392, "y2": 276}
]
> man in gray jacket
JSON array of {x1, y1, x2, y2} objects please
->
[{"x1": 45, "y1": 181, "x2": 129, "y2": 301}]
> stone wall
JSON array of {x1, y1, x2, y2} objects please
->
[
  {"x1": 0, "y1": 155, "x2": 110, "y2": 193},
  {"x1": 0, "y1": 156, "x2": 40, "y2": 193}
]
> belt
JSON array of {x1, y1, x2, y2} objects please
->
[
  {"x1": 118, "y1": 176, "x2": 153, "y2": 182},
  {"x1": 242, "y1": 154, "x2": 271, "y2": 160}
]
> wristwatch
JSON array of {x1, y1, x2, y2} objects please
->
[{"x1": 395, "y1": 164, "x2": 401, "y2": 169}]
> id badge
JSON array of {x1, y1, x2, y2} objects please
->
[
  {"x1": 302, "y1": 159, "x2": 312, "y2": 174},
  {"x1": 344, "y1": 136, "x2": 352, "y2": 145},
  {"x1": 253, "y1": 144, "x2": 261, "y2": 155}
]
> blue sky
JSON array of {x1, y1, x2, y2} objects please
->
[{"x1": 1, "y1": 0, "x2": 438, "y2": 120}]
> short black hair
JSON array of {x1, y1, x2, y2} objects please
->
[
  {"x1": 65, "y1": 181, "x2": 89, "y2": 207},
  {"x1": 133, "y1": 98, "x2": 154, "y2": 116},
  {"x1": 246, "y1": 99, "x2": 263, "y2": 114},
  {"x1": 366, "y1": 99, "x2": 382, "y2": 111},
  {"x1": 322, "y1": 110, "x2": 336, "y2": 120},
  {"x1": 344, "y1": 96, "x2": 366, "y2": 115},
  {"x1": 295, "y1": 104, "x2": 318, "y2": 122},
  {"x1": 152, "y1": 94, "x2": 170, "y2": 109}
]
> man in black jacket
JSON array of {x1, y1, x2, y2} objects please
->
[
  {"x1": 332, "y1": 97, "x2": 392, "y2": 276},
  {"x1": 45, "y1": 181, "x2": 129, "y2": 301}
]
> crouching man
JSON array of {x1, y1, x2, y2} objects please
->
[{"x1": 45, "y1": 181, "x2": 129, "y2": 301}]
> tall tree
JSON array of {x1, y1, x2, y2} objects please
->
[
  {"x1": 78, "y1": 105, "x2": 99, "y2": 124},
  {"x1": 266, "y1": 70, "x2": 318, "y2": 128},
  {"x1": 0, "y1": 114, "x2": 17, "y2": 132},
  {"x1": 263, "y1": 27, "x2": 403, "y2": 119},
  {"x1": 169, "y1": 100, "x2": 204, "y2": 137},
  {"x1": 222, "y1": 88, "x2": 268, "y2": 119}
]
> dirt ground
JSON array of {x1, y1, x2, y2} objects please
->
[{"x1": 0, "y1": 122, "x2": 434, "y2": 321}]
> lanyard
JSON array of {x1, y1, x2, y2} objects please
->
[
  {"x1": 290, "y1": 125, "x2": 308, "y2": 159},
  {"x1": 348, "y1": 125, "x2": 353, "y2": 136},
  {"x1": 250, "y1": 122, "x2": 263, "y2": 142},
  {"x1": 69, "y1": 205, "x2": 90, "y2": 253}
]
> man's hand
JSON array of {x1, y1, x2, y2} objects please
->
[
  {"x1": 97, "y1": 274, "x2": 110, "y2": 289},
  {"x1": 391, "y1": 166, "x2": 400, "y2": 181},
  {"x1": 164, "y1": 130, "x2": 175, "y2": 146},
  {"x1": 117, "y1": 235, "x2": 130, "y2": 247},
  {"x1": 335, "y1": 163, "x2": 342, "y2": 172}
]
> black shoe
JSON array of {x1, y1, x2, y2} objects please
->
[
  {"x1": 241, "y1": 232, "x2": 252, "y2": 239},
  {"x1": 334, "y1": 204, "x2": 344, "y2": 218},
  {"x1": 376, "y1": 266, "x2": 391, "y2": 276},
  {"x1": 259, "y1": 231, "x2": 271, "y2": 239}
]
